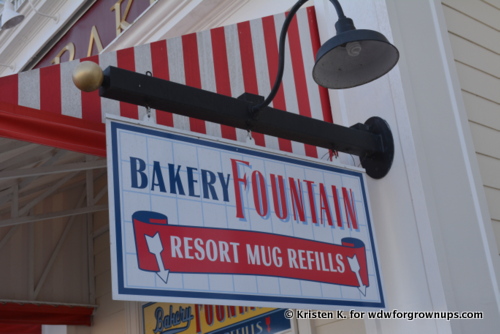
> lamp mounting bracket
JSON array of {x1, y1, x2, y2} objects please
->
[{"x1": 356, "y1": 117, "x2": 394, "y2": 179}]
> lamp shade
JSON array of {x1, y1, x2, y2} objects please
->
[
  {"x1": 1, "y1": 1, "x2": 24, "y2": 30},
  {"x1": 313, "y1": 29, "x2": 399, "y2": 89}
]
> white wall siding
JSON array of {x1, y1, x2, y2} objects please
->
[{"x1": 441, "y1": 0, "x2": 500, "y2": 253}]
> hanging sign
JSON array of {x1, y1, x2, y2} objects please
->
[
  {"x1": 107, "y1": 116, "x2": 384, "y2": 309},
  {"x1": 142, "y1": 303, "x2": 290, "y2": 334}
]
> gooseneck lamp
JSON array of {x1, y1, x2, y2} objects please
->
[
  {"x1": 253, "y1": 0, "x2": 399, "y2": 112},
  {"x1": 313, "y1": 0, "x2": 399, "y2": 89},
  {"x1": 73, "y1": 0, "x2": 399, "y2": 179}
]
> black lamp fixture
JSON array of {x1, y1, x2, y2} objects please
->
[
  {"x1": 253, "y1": 0, "x2": 399, "y2": 112},
  {"x1": 73, "y1": 0, "x2": 399, "y2": 178},
  {"x1": 313, "y1": 0, "x2": 399, "y2": 89}
]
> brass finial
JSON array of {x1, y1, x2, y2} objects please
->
[{"x1": 72, "y1": 61, "x2": 104, "y2": 92}]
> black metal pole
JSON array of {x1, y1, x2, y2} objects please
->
[{"x1": 99, "y1": 66, "x2": 394, "y2": 179}]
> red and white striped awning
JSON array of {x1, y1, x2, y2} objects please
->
[{"x1": 0, "y1": 7, "x2": 332, "y2": 159}]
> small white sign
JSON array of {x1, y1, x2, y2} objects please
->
[{"x1": 107, "y1": 116, "x2": 384, "y2": 310}]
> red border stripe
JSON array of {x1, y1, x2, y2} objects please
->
[
  {"x1": 182, "y1": 33, "x2": 206, "y2": 134},
  {"x1": 40, "y1": 64, "x2": 62, "y2": 115},
  {"x1": 117, "y1": 48, "x2": 139, "y2": 119},
  {"x1": 288, "y1": 11, "x2": 317, "y2": 158},
  {"x1": 307, "y1": 8, "x2": 333, "y2": 125},
  {"x1": 0, "y1": 74, "x2": 18, "y2": 105},
  {"x1": 150, "y1": 40, "x2": 174, "y2": 127},
  {"x1": 237, "y1": 22, "x2": 264, "y2": 147},
  {"x1": 211, "y1": 27, "x2": 237, "y2": 140},
  {"x1": 262, "y1": 15, "x2": 292, "y2": 153}
]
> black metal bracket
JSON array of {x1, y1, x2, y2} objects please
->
[
  {"x1": 99, "y1": 66, "x2": 394, "y2": 179},
  {"x1": 354, "y1": 117, "x2": 394, "y2": 179}
]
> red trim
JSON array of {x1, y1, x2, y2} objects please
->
[
  {"x1": 0, "y1": 102, "x2": 106, "y2": 157},
  {"x1": 151, "y1": 40, "x2": 174, "y2": 127},
  {"x1": 289, "y1": 14, "x2": 311, "y2": 118},
  {"x1": 237, "y1": 21, "x2": 265, "y2": 147},
  {"x1": 182, "y1": 33, "x2": 206, "y2": 134},
  {"x1": 211, "y1": 27, "x2": 237, "y2": 140},
  {"x1": 0, "y1": 73, "x2": 18, "y2": 105},
  {"x1": 40, "y1": 65, "x2": 62, "y2": 115},
  {"x1": 262, "y1": 15, "x2": 292, "y2": 153},
  {"x1": 117, "y1": 48, "x2": 139, "y2": 119},
  {"x1": 307, "y1": 8, "x2": 333, "y2": 125},
  {"x1": 0, "y1": 303, "x2": 94, "y2": 326},
  {"x1": 0, "y1": 323, "x2": 41, "y2": 334},
  {"x1": 80, "y1": 56, "x2": 103, "y2": 123},
  {"x1": 288, "y1": 10, "x2": 317, "y2": 158}
]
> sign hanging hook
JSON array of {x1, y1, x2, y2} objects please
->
[
  {"x1": 246, "y1": 129, "x2": 255, "y2": 145},
  {"x1": 144, "y1": 71, "x2": 153, "y2": 121}
]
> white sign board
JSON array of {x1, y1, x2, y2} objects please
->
[{"x1": 107, "y1": 117, "x2": 384, "y2": 309}]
